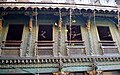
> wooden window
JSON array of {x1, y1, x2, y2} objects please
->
[
  {"x1": 38, "y1": 25, "x2": 53, "y2": 41},
  {"x1": 67, "y1": 25, "x2": 82, "y2": 41},
  {"x1": 97, "y1": 26, "x2": 118, "y2": 54},
  {"x1": 35, "y1": 25, "x2": 54, "y2": 56},
  {"x1": 7, "y1": 24, "x2": 23, "y2": 41},
  {"x1": 97, "y1": 26, "x2": 113, "y2": 41},
  {"x1": 1, "y1": 24, "x2": 24, "y2": 56},
  {"x1": 66, "y1": 25, "x2": 86, "y2": 55}
]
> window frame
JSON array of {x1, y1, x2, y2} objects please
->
[
  {"x1": 97, "y1": 26, "x2": 113, "y2": 41},
  {"x1": 1, "y1": 24, "x2": 25, "y2": 57},
  {"x1": 66, "y1": 25, "x2": 82, "y2": 41}
]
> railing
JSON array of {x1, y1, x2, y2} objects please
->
[
  {"x1": 1, "y1": 40, "x2": 22, "y2": 56},
  {"x1": 35, "y1": 41, "x2": 54, "y2": 56},
  {"x1": 65, "y1": 41, "x2": 86, "y2": 55},
  {"x1": 99, "y1": 41, "x2": 119, "y2": 54}
]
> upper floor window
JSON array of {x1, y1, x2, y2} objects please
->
[
  {"x1": 67, "y1": 25, "x2": 82, "y2": 41},
  {"x1": 35, "y1": 25, "x2": 54, "y2": 56},
  {"x1": 38, "y1": 25, "x2": 53, "y2": 41},
  {"x1": 66, "y1": 25, "x2": 86, "y2": 55},
  {"x1": 6, "y1": 24, "x2": 23, "y2": 41},
  {"x1": 97, "y1": 26, "x2": 118, "y2": 54},
  {"x1": 1, "y1": 24, "x2": 24, "y2": 56},
  {"x1": 97, "y1": 26, "x2": 113, "y2": 41}
]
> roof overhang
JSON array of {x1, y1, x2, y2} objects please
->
[{"x1": 0, "y1": 2, "x2": 118, "y2": 12}]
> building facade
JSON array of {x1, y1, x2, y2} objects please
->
[{"x1": 0, "y1": 0, "x2": 120, "y2": 75}]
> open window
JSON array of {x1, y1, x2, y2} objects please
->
[
  {"x1": 97, "y1": 26, "x2": 118, "y2": 54},
  {"x1": 1, "y1": 24, "x2": 24, "y2": 56},
  {"x1": 65, "y1": 25, "x2": 86, "y2": 55},
  {"x1": 38, "y1": 25, "x2": 53, "y2": 41},
  {"x1": 97, "y1": 26, "x2": 113, "y2": 41},
  {"x1": 35, "y1": 25, "x2": 54, "y2": 56},
  {"x1": 67, "y1": 25, "x2": 82, "y2": 41}
]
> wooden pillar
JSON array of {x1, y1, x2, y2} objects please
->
[
  {"x1": 0, "y1": 19, "x2": 2, "y2": 31},
  {"x1": 26, "y1": 16, "x2": 33, "y2": 57},
  {"x1": 29, "y1": 16, "x2": 33, "y2": 32}
]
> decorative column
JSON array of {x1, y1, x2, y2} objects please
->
[
  {"x1": 58, "y1": 9, "x2": 62, "y2": 56},
  {"x1": 86, "y1": 15, "x2": 94, "y2": 55},
  {"x1": 26, "y1": 16, "x2": 33, "y2": 57}
]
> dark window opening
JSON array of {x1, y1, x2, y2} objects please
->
[
  {"x1": 38, "y1": 25, "x2": 53, "y2": 41},
  {"x1": 5, "y1": 24, "x2": 24, "y2": 47},
  {"x1": 6, "y1": 24, "x2": 24, "y2": 41},
  {"x1": 67, "y1": 25, "x2": 82, "y2": 41},
  {"x1": 97, "y1": 26, "x2": 113, "y2": 41}
]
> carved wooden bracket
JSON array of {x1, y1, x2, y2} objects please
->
[
  {"x1": 0, "y1": 19, "x2": 2, "y2": 30},
  {"x1": 29, "y1": 17, "x2": 33, "y2": 32},
  {"x1": 86, "y1": 18, "x2": 91, "y2": 30},
  {"x1": 58, "y1": 19, "x2": 62, "y2": 30}
]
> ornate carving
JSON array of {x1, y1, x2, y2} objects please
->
[
  {"x1": 0, "y1": 19, "x2": 2, "y2": 30},
  {"x1": 29, "y1": 17, "x2": 33, "y2": 32},
  {"x1": 86, "y1": 19, "x2": 91, "y2": 30},
  {"x1": 58, "y1": 19, "x2": 62, "y2": 30}
]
